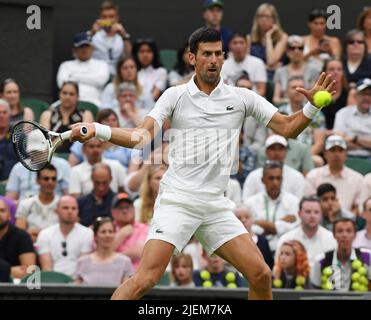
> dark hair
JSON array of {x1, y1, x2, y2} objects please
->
[
  {"x1": 61, "y1": 81, "x2": 79, "y2": 96},
  {"x1": 37, "y1": 163, "x2": 57, "y2": 178},
  {"x1": 229, "y1": 32, "x2": 247, "y2": 44},
  {"x1": 316, "y1": 183, "x2": 336, "y2": 198},
  {"x1": 100, "y1": 0, "x2": 119, "y2": 13},
  {"x1": 357, "y1": 7, "x2": 371, "y2": 31},
  {"x1": 132, "y1": 38, "x2": 162, "y2": 69},
  {"x1": 93, "y1": 216, "x2": 114, "y2": 235},
  {"x1": 299, "y1": 195, "x2": 320, "y2": 211},
  {"x1": 174, "y1": 42, "x2": 194, "y2": 76},
  {"x1": 308, "y1": 8, "x2": 327, "y2": 22},
  {"x1": 333, "y1": 218, "x2": 357, "y2": 234},
  {"x1": 0, "y1": 78, "x2": 19, "y2": 94},
  {"x1": 262, "y1": 160, "x2": 283, "y2": 175},
  {"x1": 344, "y1": 29, "x2": 368, "y2": 62},
  {"x1": 287, "y1": 75, "x2": 304, "y2": 85},
  {"x1": 189, "y1": 27, "x2": 222, "y2": 54},
  {"x1": 322, "y1": 58, "x2": 348, "y2": 89},
  {"x1": 96, "y1": 108, "x2": 119, "y2": 124}
]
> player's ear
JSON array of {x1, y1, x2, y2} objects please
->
[{"x1": 188, "y1": 51, "x2": 196, "y2": 66}]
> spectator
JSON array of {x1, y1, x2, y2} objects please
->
[
  {"x1": 193, "y1": 250, "x2": 243, "y2": 288},
  {"x1": 317, "y1": 183, "x2": 355, "y2": 231},
  {"x1": 5, "y1": 156, "x2": 70, "y2": 202},
  {"x1": 90, "y1": 0, "x2": 132, "y2": 76},
  {"x1": 36, "y1": 195, "x2": 94, "y2": 277},
  {"x1": 0, "y1": 196, "x2": 16, "y2": 225},
  {"x1": 343, "y1": 30, "x2": 371, "y2": 85},
  {"x1": 0, "y1": 258, "x2": 10, "y2": 282},
  {"x1": 321, "y1": 58, "x2": 356, "y2": 129},
  {"x1": 168, "y1": 43, "x2": 195, "y2": 87},
  {"x1": 353, "y1": 198, "x2": 371, "y2": 250},
  {"x1": 56, "y1": 32, "x2": 110, "y2": 107},
  {"x1": 276, "y1": 196, "x2": 337, "y2": 267},
  {"x1": 0, "y1": 78, "x2": 34, "y2": 126},
  {"x1": 278, "y1": 76, "x2": 326, "y2": 165},
  {"x1": 78, "y1": 163, "x2": 116, "y2": 227},
  {"x1": 249, "y1": 3, "x2": 288, "y2": 80},
  {"x1": 221, "y1": 32, "x2": 266, "y2": 96},
  {"x1": 311, "y1": 218, "x2": 371, "y2": 291},
  {"x1": 69, "y1": 109, "x2": 132, "y2": 169},
  {"x1": 132, "y1": 38, "x2": 167, "y2": 101},
  {"x1": 273, "y1": 36, "x2": 319, "y2": 105},
  {"x1": 225, "y1": 178, "x2": 242, "y2": 205},
  {"x1": 112, "y1": 193, "x2": 149, "y2": 271},
  {"x1": 234, "y1": 204, "x2": 273, "y2": 269},
  {"x1": 40, "y1": 81, "x2": 94, "y2": 153},
  {"x1": 360, "y1": 173, "x2": 371, "y2": 211},
  {"x1": 182, "y1": 237, "x2": 207, "y2": 272},
  {"x1": 273, "y1": 240, "x2": 311, "y2": 289},
  {"x1": 303, "y1": 8, "x2": 342, "y2": 72},
  {"x1": 243, "y1": 135, "x2": 305, "y2": 199},
  {"x1": 305, "y1": 135, "x2": 364, "y2": 213},
  {"x1": 69, "y1": 138, "x2": 126, "y2": 198},
  {"x1": 134, "y1": 164, "x2": 166, "y2": 224},
  {"x1": 202, "y1": 0, "x2": 232, "y2": 54},
  {"x1": 0, "y1": 99, "x2": 17, "y2": 182},
  {"x1": 357, "y1": 7, "x2": 371, "y2": 55},
  {"x1": 244, "y1": 161, "x2": 300, "y2": 252},
  {"x1": 333, "y1": 78, "x2": 371, "y2": 159},
  {"x1": 170, "y1": 253, "x2": 195, "y2": 287},
  {"x1": 15, "y1": 164, "x2": 59, "y2": 242},
  {"x1": 75, "y1": 216, "x2": 132, "y2": 286},
  {"x1": 101, "y1": 56, "x2": 154, "y2": 111},
  {"x1": 0, "y1": 199, "x2": 36, "y2": 279}
]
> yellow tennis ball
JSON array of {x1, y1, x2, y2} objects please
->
[
  {"x1": 225, "y1": 272, "x2": 236, "y2": 283},
  {"x1": 200, "y1": 270, "x2": 210, "y2": 281},
  {"x1": 203, "y1": 280, "x2": 212, "y2": 288},
  {"x1": 227, "y1": 283, "x2": 237, "y2": 289},
  {"x1": 313, "y1": 91, "x2": 332, "y2": 108}
]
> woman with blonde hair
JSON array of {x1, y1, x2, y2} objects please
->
[
  {"x1": 273, "y1": 240, "x2": 311, "y2": 289},
  {"x1": 249, "y1": 3, "x2": 288, "y2": 80}
]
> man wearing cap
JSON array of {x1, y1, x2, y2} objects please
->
[
  {"x1": 333, "y1": 78, "x2": 371, "y2": 159},
  {"x1": 56, "y1": 31, "x2": 110, "y2": 107},
  {"x1": 305, "y1": 135, "x2": 364, "y2": 213},
  {"x1": 112, "y1": 193, "x2": 149, "y2": 271},
  {"x1": 243, "y1": 135, "x2": 305, "y2": 200},
  {"x1": 202, "y1": 0, "x2": 232, "y2": 54}
]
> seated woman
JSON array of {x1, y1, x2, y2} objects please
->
[
  {"x1": 132, "y1": 38, "x2": 167, "y2": 101},
  {"x1": 170, "y1": 253, "x2": 195, "y2": 288},
  {"x1": 75, "y1": 217, "x2": 132, "y2": 286},
  {"x1": 40, "y1": 81, "x2": 94, "y2": 153},
  {"x1": 101, "y1": 56, "x2": 154, "y2": 112},
  {"x1": 273, "y1": 240, "x2": 311, "y2": 289},
  {"x1": 248, "y1": 3, "x2": 288, "y2": 80},
  {"x1": 357, "y1": 7, "x2": 371, "y2": 56},
  {"x1": 1, "y1": 78, "x2": 34, "y2": 126},
  {"x1": 168, "y1": 43, "x2": 194, "y2": 86}
]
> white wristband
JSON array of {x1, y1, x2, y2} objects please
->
[
  {"x1": 303, "y1": 102, "x2": 321, "y2": 120},
  {"x1": 94, "y1": 122, "x2": 112, "y2": 141}
]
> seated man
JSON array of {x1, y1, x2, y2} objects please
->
[
  {"x1": 112, "y1": 193, "x2": 149, "y2": 271},
  {"x1": 36, "y1": 195, "x2": 94, "y2": 277},
  {"x1": 78, "y1": 163, "x2": 116, "y2": 226},
  {"x1": 311, "y1": 218, "x2": 371, "y2": 291},
  {"x1": 0, "y1": 199, "x2": 36, "y2": 279},
  {"x1": 244, "y1": 161, "x2": 300, "y2": 252},
  {"x1": 15, "y1": 164, "x2": 59, "y2": 242},
  {"x1": 0, "y1": 258, "x2": 10, "y2": 282}
]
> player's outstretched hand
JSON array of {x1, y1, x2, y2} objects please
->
[
  {"x1": 70, "y1": 122, "x2": 96, "y2": 143},
  {"x1": 295, "y1": 72, "x2": 337, "y2": 106}
]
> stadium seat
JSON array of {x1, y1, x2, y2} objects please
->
[
  {"x1": 0, "y1": 183, "x2": 6, "y2": 196},
  {"x1": 345, "y1": 157, "x2": 371, "y2": 176},
  {"x1": 20, "y1": 98, "x2": 49, "y2": 122},
  {"x1": 20, "y1": 271, "x2": 73, "y2": 284},
  {"x1": 157, "y1": 271, "x2": 171, "y2": 286},
  {"x1": 78, "y1": 101, "x2": 99, "y2": 120},
  {"x1": 160, "y1": 49, "x2": 177, "y2": 72}
]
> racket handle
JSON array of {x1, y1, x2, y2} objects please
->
[{"x1": 60, "y1": 126, "x2": 88, "y2": 140}]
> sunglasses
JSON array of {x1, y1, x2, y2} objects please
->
[
  {"x1": 288, "y1": 46, "x2": 304, "y2": 51},
  {"x1": 348, "y1": 40, "x2": 364, "y2": 45},
  {"x1": 41, "y1": 176, "x2": 57, "y2": 181},
  {"x1": 61, "y1": 241, "x2": 68, "y2": 257}
]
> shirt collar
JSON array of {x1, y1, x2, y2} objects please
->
[
  {"x1": 187, "y1": 74, "x2": 225, "y2": 97},
  {"x1": 332, "y1": 248, "x2": 357, "y2": 265},
  {"x1": 323, "y1": 165, "x2": 346, "y2": 178}
]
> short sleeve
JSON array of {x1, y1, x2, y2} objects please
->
[
  {"x1": 35, "y1": 229, "x2": 51, "y2": 255},
  {"x1": 15, "y1": 198, "x2": 31, "y2": 219},
  {"x1": 147, "y1": 87, "x2": 177, "y2": 128},
  {"x1": 69, "y1": 142, "x2": 84, "y2": 163},
  {"x1": 68, "y1": 167, "x2": 82, "y2": 194},
  {"x1": 154, "y1": 67, "x2": 168, "y2": 91},
  {"x1": 253, "y1": 58, "x2": 267, "y2": 83},
  {"x1": 81, "y1": 228, "x2": 94, "y2": 254},
  {"x1": 17, "y1": 230, "x2": 35, "y2": 255},
  {"x1": 5, "y1": 165, "x2": 20, "y2": 192}
]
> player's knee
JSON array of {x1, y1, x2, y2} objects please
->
[{"x1": 249, "y1": 265, "x2": 271, "y2": 289}]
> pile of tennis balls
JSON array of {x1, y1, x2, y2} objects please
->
[
  {"x1": 200, "y1": 270, "x2": 238, "y2": 288},
  {"x1": 350, "y1": 259, "x2": 369, "y2": 292}
]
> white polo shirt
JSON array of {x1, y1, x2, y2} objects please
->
[{"x1": 147, "y1": 76, "x2": 277, "y2": 196}]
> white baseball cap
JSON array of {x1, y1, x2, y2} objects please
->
[
  {"x1": 325, "y1": 135, "x2": 347, "y2": 151},
  {"x1": 265, "y1": 135, "x2": 288, "y2": 149}
]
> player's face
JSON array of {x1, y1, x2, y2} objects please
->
[
  {"x1": 279, "y1": 245, "x2": 296, "y2": 270},
  {"x1": 299, "y1": 201, "x2": 322, "y2": 229},
  {"x1": 120, "y1": 59, "x2": 137, "y2": 82},
  {"x1": 334, "y1": 221, "x2": 356, "y2": 249},
  {"x1": 189, "y1": 41, "x2": 224, "y2": 85}
]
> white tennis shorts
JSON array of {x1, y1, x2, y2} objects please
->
[{"x1": 146, "y1": 187, "x2": 248, "y2": 255}]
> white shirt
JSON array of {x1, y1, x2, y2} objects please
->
[
  {"x1": 92, "y1": 30, "x2": 124, "y2": 75},
  {"x1": 138, "y1": 66, "x2": 168, "y2": 96},
  {"x1": 226, "y1": 178, "x2": 242, "y2": 204},
  {"x1": 333, "y1": 105, "x2": 371, "y2": 157},
  {"x1": 57, "y1": 58, "x2": 110, "y2": 106},
  {"x1": 221, "y1": 54, "x2": 267, "y2": 88},
  {"x1": 244, "y1": 190, "x2": 300, "y2": 251},
  {"x1": 15, "y1": 195, "x2": 59, "y2": 230},
  {"x1": 36, "y1": 223, "x2": 94, "y2": 276},
  {"x1": 147, "y1": 76, "x2": 277, "y2": 196},
  {"x1": 276, "y1": 225, "x2": 337, "y2": 268},
  {"x1": 69, "y1": 158, "x2": 126, "y2": 195},
  {"x1": 242, "y1": 164, "x2": 305, "y2": 200},
  {"x1": 353, "y1": 229, "x2": 371, "y2": 250}
]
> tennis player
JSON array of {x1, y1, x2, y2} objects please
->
[{"x1": 71, "y1": 27, "x2": 335, "y2": 300}]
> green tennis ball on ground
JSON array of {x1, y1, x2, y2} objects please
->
[
  {"x1": 352, "y1": 282, "x2": 361, "y2": 291},
  {"x1": 273, "y1": 279, "x2": 283, "y2": 288},
  {"x1": 323, "y1": 267, "x2": 333, "y2": 276},
  {"x1": 296, "y1": 276, "x2": 306, "y2": 286},
  {"x1": 313, "y1": 91, "x2": 332, "y2": 108},
  {"x1": 358, "y1": 266, "x2": 367, "y2": 276},
  {"x1": 227, "y1": 283, "x2": 237, "y2": 289},
  {"x1": 200, "y1": 270, "x2": 211, "y2": 281},
  {"x1": 225, "y1": 272, "x2": 236, "y2": 283},
  {"x1": 352, "y1": 272, "x2": 361, "y2": 282},
  {"x1": 203, "y1": 280, "x2": 212, "y2": 288},
  {"x1": 352, "y1": 260, "x2": 362, "y2": 270}
]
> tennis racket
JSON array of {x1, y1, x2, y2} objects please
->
[{"x1": 12, "y1": 121, "x2": 87, "y2": 171}]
